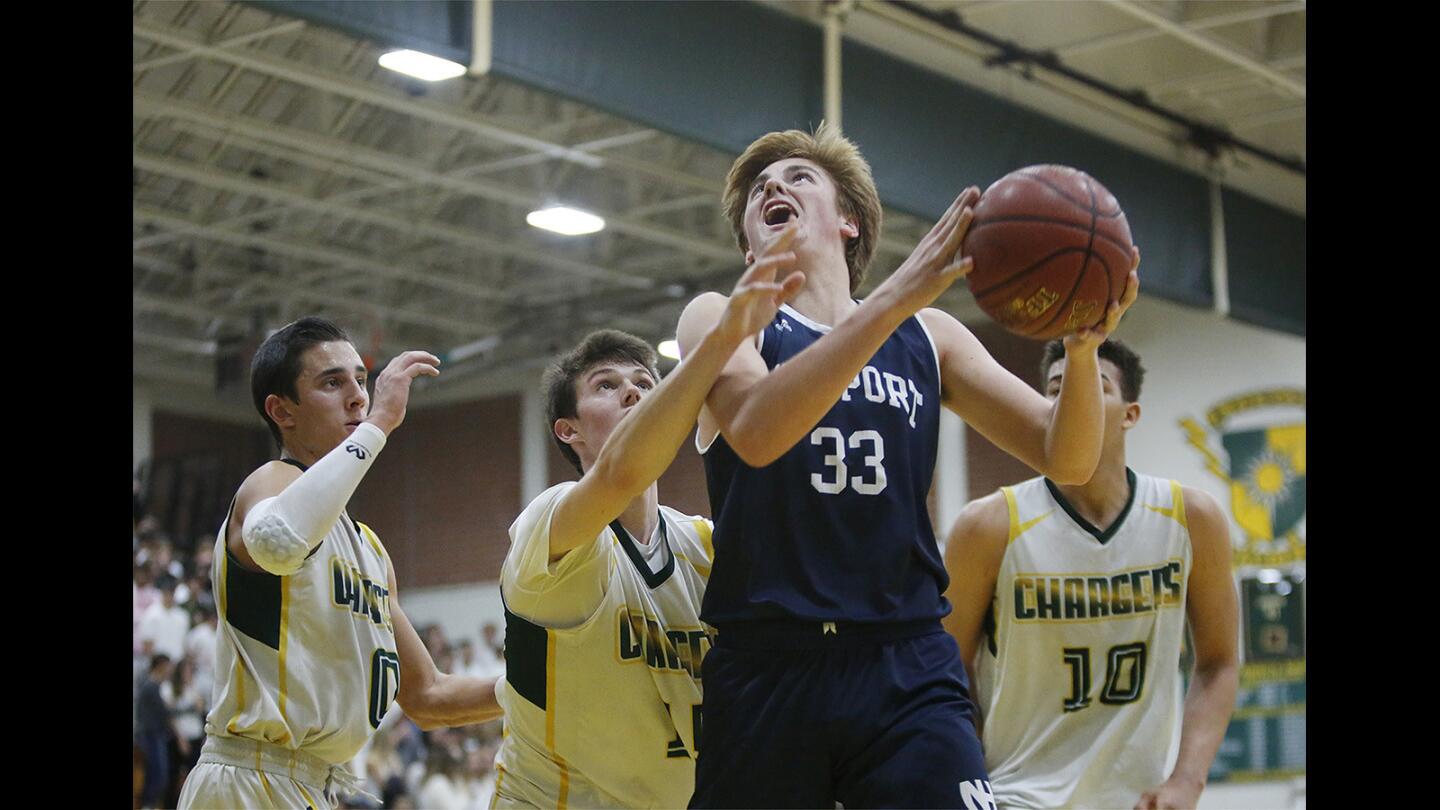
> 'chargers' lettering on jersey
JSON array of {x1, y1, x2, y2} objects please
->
[
  {"x1": 616, "y1": 607, "x2": 712, "y2": 677},
  {"x1": 332, "y1": 558, "x2": 392, "y2": 630},
  {"x1": 839, "y1": 365, "x2": 926, "y2": 428},
  {"x1": 1013, "y1": 560, "x2": 1183, "y2": 622}
]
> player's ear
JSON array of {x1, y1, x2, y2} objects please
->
[
  {"x1": 265, "y1": 394, "x2": 298, "y2": 431},
  {"x1": 554, "y1": 418, "x2": 582, "y2": 447},
  {"x1": 839, "y1": 218, "x2": 859, "y2": 240},
  {"x1": 1122, "y1": 402, "x2": 1141, "y2": 429},
  {"x1": 743, "y1": 248, "x2": 756, "y2": 266}
]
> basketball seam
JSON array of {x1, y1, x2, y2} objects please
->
[
  {"x1": 1015, "y1": 169, "x2": 1122, "y2": 217},
  {"x1": 1025, "y1": 178, "x2": 1099, "y2": 337},
  {"x1": 968, "y1": 217, "x2": 1132, "y2": 253},
  {"x1": 970, "y1": 246, "x2": 1092, "y2": 298}
]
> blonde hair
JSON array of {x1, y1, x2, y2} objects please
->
[{"x1": 722, "y1": 122, "x2": 883, "y2": 292}]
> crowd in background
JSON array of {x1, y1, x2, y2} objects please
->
[{"x1": 133, "y1": 483, "x2": 506, "y2": 809}]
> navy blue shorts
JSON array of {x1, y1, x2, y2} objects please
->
[{"x1": 690, "y1": 621, "x2": 993, "y2": 809}]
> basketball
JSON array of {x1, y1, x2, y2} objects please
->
[{"x1": 963, "y1": 165, "x2": 1133, "y2": 340}]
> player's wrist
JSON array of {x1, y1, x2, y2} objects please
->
[
  {"x1": 1167, "y1": 769, "x2": 1207, "y2": 791},
  {"x1": 361, "y1": 414, "x2": 397, "y2": 438}
]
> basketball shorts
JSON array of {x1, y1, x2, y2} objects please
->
[
  {"x1": 690, "y1": 621, "x2": 993, "y2": 809},
  {"x1": 177, "y1": 736, "x2": 362, "y2": 810}
]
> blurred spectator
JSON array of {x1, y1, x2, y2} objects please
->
[
  {"x1": 464, "y1": 741, "x2": 498, "y2": 809},
  {"x1": 138, "y1": 574, "x2": 189, "y2": 662},
  {"x1": 421, "y1": 624, "x2": 448, "y2": 660},
  {"x1": 418, "y1": 740, "x2": 471, "y2": 810},
  {"x1": 136, "y1": 654, "x2": 187, "y2": 810},
  {"x1": 456, "y1": 639, "x2": 481, "y2": 678},
  {"x1": 482, "y1": 622, "x2": 504, "y2": 663},
  {"x1": 184, "y1": 603, "x2": 218, "y2": 711},
  {"x1": 165, "y1": 657, "x2": 207, "y2": 807},
  {"x1": 463, "y1": 623, "x2": 506, "y2": 679},
  {"x1": 133, "y1": 564, "x2": 160, "y2": 654}
]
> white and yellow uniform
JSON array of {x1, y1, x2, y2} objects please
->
[
  {"x1": 976, "y1": 470, "x2": 1192, "y2": 810},
  {"x1": 178, "y1": 506, "x2": 396, "y2": 809},
  {"x1": 494, "y1": 482, "x2": 714, "y2": 809}
]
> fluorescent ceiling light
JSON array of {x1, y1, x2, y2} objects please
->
[
  {"x1": 658, "y1": 339, "x2": 681, "y2": 360},
  {"x1": 526, "y1": 206, "x2": 605, "y2": 236},
  {"x1": 378, "y1": 49, "x2": 466, "y2": 81}
]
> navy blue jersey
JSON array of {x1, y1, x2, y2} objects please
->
[{"x1": 701, "y1": 304, "x2": 950, "y2": 625}]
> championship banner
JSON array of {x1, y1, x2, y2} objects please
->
[
  {"x1": 1180, "y1": 388, "x2": 1306, "y2": 567},
  {"x1": 1179, "y1": 388, "x2": 1305, "y2": 784}
]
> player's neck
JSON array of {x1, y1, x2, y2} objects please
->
[
  {"x1": 785, "y1": 258, "x2": 857, "y2": 326},
  {"x1": 1053, "y1": 459, "x2": 1132, "y2": 529},
  {"x1": 279, "y1": 440, "x2": 322, "y2": 469},
  {"x1": 617, "y1": 485, "x2": 660, "y2": 545}
]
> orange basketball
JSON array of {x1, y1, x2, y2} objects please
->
[{"x1": 963, "y1": 165, "x2": 1133, "y2": 340}]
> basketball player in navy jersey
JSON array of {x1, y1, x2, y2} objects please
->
[{"x1": 675, "y1": 124, "x2": 1139, "y2": 808}]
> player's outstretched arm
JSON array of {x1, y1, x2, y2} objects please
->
[
  {"x1": 227, "y1": 351, "x2": 441, "y2": 574},
  {"x1": 389, "y1": 566, "x2": 503, "y2": 730},
  {"x1": 1135, "y1": 487, "x2": 1239, "y2": 810},
  {"x1": 679, "y1": 188, "x2": 980, "y2": 468},
  {"x1": 941, "y1": 491, "x2": 1010, "y2": 736},
  {"x1": 920, "y1": 255, "x2": 1139, "y2": 485},
  {"x1": 546, "y1": 229, "x2": 805, "y2": 560}
]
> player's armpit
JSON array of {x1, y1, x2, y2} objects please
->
[
  {"x1": 942, "y1": 491, "x2": 1010, "y2": 671},
  {"x1": 226, "y1": 461, "x2": 304, "y2": 573},
  {"x1": 921, "y1": 308, "x2": 1100, "y2": 485},
  {"x1": 675, "y1": 291, "x2": 771, "y2": 462}
]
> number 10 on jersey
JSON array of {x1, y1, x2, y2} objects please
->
[
  {"x1": 810, "y1": 428, "x2": 887, "y2": 495},
  {"x1": 1062, "y1": 642, "x2": 1147, "y2": 712}
]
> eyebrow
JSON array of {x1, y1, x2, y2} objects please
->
[
  {"x1": 586, "y1": 366, "x2": 653, "y2": 384},
  {"x1": 752, "y1": 164, "x2": 812, "y2": 188},
  {"x1": 315, "y1": 365, "x2": 367, "y2": 379}
]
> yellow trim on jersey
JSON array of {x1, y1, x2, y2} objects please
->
[
  {"x1": 357, "y1": 521, "x2": 389, "y2": 568},
  {"x1": 558, "y1": 758, "x2": 571, "y2": 809},
  {"x1": 1003, "y1": 487, "x2": 1019, "y2": 542},
  {"x1": 1142, "y1": 480, "x2": 1189, "y2": 529},
  {"x1": 296, "y1": 780, "x2": 318, "y2": 808},
  {"x1": 220, "y1": 548, "x2": 248, "y2": 735},
  {"x1": 1004, "y1": 487, "x2": 1053, "y2": 544},
  {"x1": 693, "y1": 518, "x2": 714, "y2": 577},
  {"x1": 545, "y1": 628, "x2": 558, "y2": 750},
  {"x1": 278, "y1": 573, "x2": 292, "y2": 743},
  {"x1": 543, "y1": 628, "x2": 571, "y2": 808},
  {"x1": 492, "y1": 763, "x2": 506, "y2": 809},
  {"x1": 258, "y1": 757, "x2": 277, "y2": 804},
  {"x1": 1171, "y1": 480, "x2": 1187, "y2": 529}
]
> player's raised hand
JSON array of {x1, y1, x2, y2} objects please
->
[
  {"x1": 366, "y1": 350, "x2": 442, "y2": 435},
  {"x1": 716, "y1": 222, "x2": 805, "y2": 344},
  {"x1": 1066, "y1": 246, "x2": 1141, "y2": 351},
  {"x1": 874, "y1": 186, "x2": 981, "y2": 316}
]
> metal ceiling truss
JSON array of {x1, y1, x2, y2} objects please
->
[{"x1": 136, "y1": 0, "x2": 1298, "y2": 392}]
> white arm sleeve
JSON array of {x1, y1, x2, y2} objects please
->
[{"x1": 241, "y1": 421, "x2": 388, "y2": 575}]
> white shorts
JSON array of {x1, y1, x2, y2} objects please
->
[{"x1": 177, "y1": 736, "x2": 355, "y2": 810}]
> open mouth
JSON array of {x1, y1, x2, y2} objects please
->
[{"x1": 763, "y1": 201, "x2": 796, "y2": 227}]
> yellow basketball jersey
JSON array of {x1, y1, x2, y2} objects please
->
[
  {"x1": 494, "y1": 483, "x2": 714, "y2": 808},
  {"x1": 204, "y1": 509, "x2": 398, "y2": 766},
  {"x1": 975, "y1": 471, "x2": 1192, "y2": 809}
]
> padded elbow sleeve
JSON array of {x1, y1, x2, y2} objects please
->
[{"x1": 241, "y1": 499, "x2": 313, "y2": 576}]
